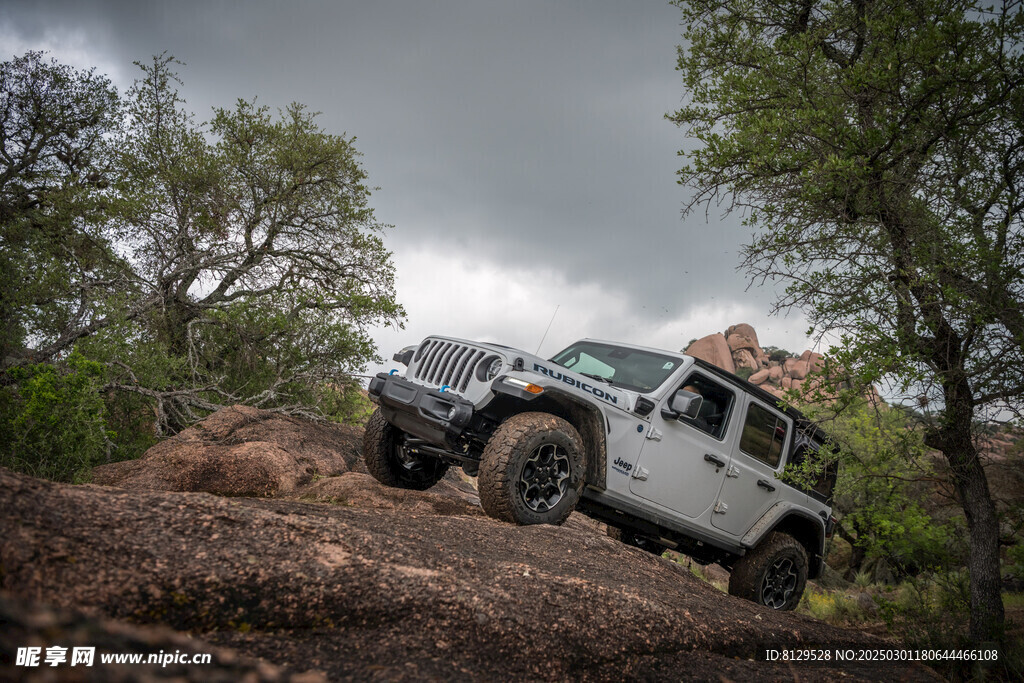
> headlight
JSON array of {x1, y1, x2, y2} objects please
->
[{"x1": 477, "y1": 356, "x2": 503, "y2": 382}]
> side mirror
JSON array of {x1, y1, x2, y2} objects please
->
[{"x1": 663, "y1": 389, "x2": 702, "y2": 420}]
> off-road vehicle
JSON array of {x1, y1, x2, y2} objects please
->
[{"x1": 365, "y1": 336, "x2": 837, "y2": 610}]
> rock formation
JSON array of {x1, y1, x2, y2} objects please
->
[
  {"x1": 684, "y1": 323, "x2": 858, "y2": 401},
  {"x1": 92, "y1": 405, "x2": 365, "y2": 497}
]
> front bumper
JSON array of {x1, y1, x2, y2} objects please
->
[{"x1": 368, "y1": 372, "x2": 476, "y2": 449}]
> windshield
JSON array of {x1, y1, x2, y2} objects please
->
[{"x1": 550, "y1": 341, "x2": 681, "y2": 393}]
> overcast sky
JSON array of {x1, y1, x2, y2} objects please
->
[{"x1": 2, "y1": 0, "x2": 819, "y2": 376}]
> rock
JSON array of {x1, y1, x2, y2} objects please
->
[
  {"x1": 92, "y1": 405, "x2": 364, "y2": 497},
  {"x1": 295, "y1": 471, "x2": 482, "y2": 517},
  {"x1": 806, "y1": 352, "x2": 826, "y2": 373},
  {"x1": 0, "y1": 467, "x2": 926, "y2": 681},
  {"x1": 783, "y1": 358, "x2": 810, "y2": 380},
  {"x1": 684, "y1": 333, "x2": 735, "y2": 373},
  {"x1": 725, "y1": 324, "x2": 763, "y2": 354},
  {"x1": 848, "y1": 592, "x2": 879, "y2": 616},
  {"x1": 781, "y1": 376, "x2": 793, "y2": 389},
  {"x1": 768, "y1": 365, "x2": 784, "y2": 381},
  {"x1": 732, "y1": 348, "x2": 758, "y2": 371},
  {"x1": 0, "y1": 593, "x2": 321, "y2": 682},
  {"x1": 748, "y1": 369, "x2": 770, "y2": 385}
]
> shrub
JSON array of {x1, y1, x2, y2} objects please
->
[{"x1": 1, "y1": 353, "x2": 113, "y2": 482}]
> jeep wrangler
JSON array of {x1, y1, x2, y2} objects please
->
[{"x1": 365, "y1": 336, "x2": 837, "y2": 610}]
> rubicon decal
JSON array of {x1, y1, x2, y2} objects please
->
[{"x1": 532, "y1": 364, "x2": 619, "y2": 404}]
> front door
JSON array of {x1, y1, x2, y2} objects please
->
[
  {"x1": 711, "y1": 397, "x2": 790, "y2": 536},
  {"x1": 629, "y1": 371, "x2": 737, "y2": 519}
]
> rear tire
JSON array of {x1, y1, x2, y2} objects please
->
[
  {"x1": 363, "y1": 409, "x2": 448, "y2": 490},
  {"x1": 478, "y1": 412, "x2": 585, "y2": 526},
  {"x1": 728, "y1": 532, "x2": 808, "y2": 610}
]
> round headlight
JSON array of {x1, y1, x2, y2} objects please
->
[{"x1": 483, "y1": 357, "x2": 503, "y2": 381}]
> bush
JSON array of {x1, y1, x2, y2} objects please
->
[
  {"x1": 1, "y1": 353, "x2": 113, "y2": 482},
  {"x1": 735, "y1": 367, "x2": 754, "y2": 381}
]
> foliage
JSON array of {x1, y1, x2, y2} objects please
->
[
  {"x1": 789, "y1": 399, "x2": 959, "y2": 578},
  {"x1": 799, "y1": 589, "x2": 870, "y2": 624},
  {"x1": 762, "y1": 346, "x2": 793, "y2": 363},
  {"x1": 0, "y1": 51, "x2": 124, "y2": 366},
  {"x1": 734, "y1": 366, "x2": 754, "y2": 381},
  {"x1": 0, "y1": 352, "x2": 113, "y2": 482},
  {"x1": 670, "y1": 0, "x2": 1023, "y2": 642},
  {"x1": 1, "y1": 51, "x2": 402, "y2": 474}
]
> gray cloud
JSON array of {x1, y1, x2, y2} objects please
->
[{"x1": 2, "y1": 0, "x2": 807, "y2": 361}]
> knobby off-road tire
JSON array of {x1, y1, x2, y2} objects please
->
[
  {"x1": 728, "y1": 531, "x2": 808, "y2": 611},
  {"x1": 478, "y1": 412, "x2": 585, "y2": 526},
  {"x1": 363, "y1": 409, "x2": 449, "y2": 491}
]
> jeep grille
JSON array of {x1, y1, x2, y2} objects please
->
[{"x1": 413, "y1": 340, "x2": 487, "y2": 392}]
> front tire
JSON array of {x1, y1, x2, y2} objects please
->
[
  {"x1": 363, "y1": 409, "x2": 449, "y2": 490},
  {"x1": 728, "y1": 532, "x2": 808, "y2": 610},
  {"x1": 478, "y1": 412, "x2": 585, "y2": 526}
]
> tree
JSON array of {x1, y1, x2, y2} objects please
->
[
  {"x1": 0, "y1": 51, "x2": 123, "y2": 367},
  {"x1": 791, "y1": 399, "x2": 957, "y2": 581},
  {"x1": 2, "y1": 52, "x2": 402, "y2": 467},
  {"x1": 103, "y1": 55, "x2": 402, "y2": 431},
  {"x1": 670, "y1": 0, "x2": 1023, "y2": 642}
]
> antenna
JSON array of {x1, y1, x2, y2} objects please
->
[{"x1": 536, "y1": 304, "x2": 560, "y2": 355}]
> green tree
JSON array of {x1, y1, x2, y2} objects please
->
[
  {"x1": 2, "y1": 51, "x2": 402, "y2": 470},
  {"x1": 104, "y1": 55, "x2": 403, "y2": 431},
  {"x1": 792, "y1": 399, "x2": 956, "y2": 580},
  {"x1": 670, "y1": 0, "x2": 1023, "y2": 641},
  {"x1": 0, "y1": 51, "x2": 123, "y2": 367}
]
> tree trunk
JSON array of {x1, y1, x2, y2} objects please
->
[
  {"x1": 929, "y1": 396, "x2": 1005, "y2": 643},
  {"x1": 947, "y1": 446, "x2": 1005, "y2": 643},
  {"x1": 838, "y1": 524, "x2": 867, "y2": 582}
]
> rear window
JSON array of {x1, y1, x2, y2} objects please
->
[{"x1": 739, "y1": 403, "x2": 787, "y2": 468}]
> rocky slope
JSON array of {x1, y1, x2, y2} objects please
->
[{"x1": 2, "y1": 406, "x2": 941, "y2": 681}]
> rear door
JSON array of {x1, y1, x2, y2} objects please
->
[
  {"x1": 628, "y1": 371, "x2": 737, "y2": 519},
  {"x1": 710, "y1": 396, "x2": 791, "y2": 536}
]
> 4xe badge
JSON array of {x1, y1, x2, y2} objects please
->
[{"x1": 611, "y1": 457, "x2": 633, "y2": 476}]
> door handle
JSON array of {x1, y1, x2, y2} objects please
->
[
  {"x1": 704, "y1": 453, "x2": 726, "y2": 468},
  {"x1": 757, "y1": 479, "x2": 776, "y2": 492}
]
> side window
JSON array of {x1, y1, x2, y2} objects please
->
[
  {"x1": 739, "y1": 402, "x2": 787, "y2": 468},
  {"x1": 676, "y1": 374, "x2": 735, "y2": 440}
]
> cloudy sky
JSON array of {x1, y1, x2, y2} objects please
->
[{"x1": 2, "y1": 0, "x2": 818, "y2": 375}]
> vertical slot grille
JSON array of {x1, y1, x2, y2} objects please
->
[{"x1": 411, "y1": 340, "x2": 488, "y2": 393}]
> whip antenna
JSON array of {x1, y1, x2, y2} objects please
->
[{"x1": 536, "y1": 304, "x2": 560, "y2": 355}]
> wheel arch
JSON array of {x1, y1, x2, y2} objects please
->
[
  {"x1": 486, "y1": 386, "x2": 608, "y2": 491},
  {"x1": 750, "y1": 509, "x2": 826, "y2": 579}
]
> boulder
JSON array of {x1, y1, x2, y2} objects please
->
[
  {"x1": 732, "y1": 348, "x2": 758, "y2": 371},
  {"x1": 684, "y1": 333, "x2": 735, "y2": 373},
  {"x1": 725, "y1": 324, "x2": 759, "y2": 352},
  {"x1": 806, "y1": 351, "x2": 826, "y2": 373},
  {"x1": 726, "y1": 323, "x2": 768, "y2": 365},
  {"x1": 92, "y1": 405, "x2": 364, "y2": 497},
  {"x1": 748, "y1": 369, "x2": 770, "y2": 385},
  {"x1": 768, "y1": 365, "x2": 784, "y2": 381},
  {"x1": 783, "y1": 358, "x2": 810, "y2": 380}
]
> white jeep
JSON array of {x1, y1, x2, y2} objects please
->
[{"x1": 365, "y1": 336, "x2": 837, "y2": 610}]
